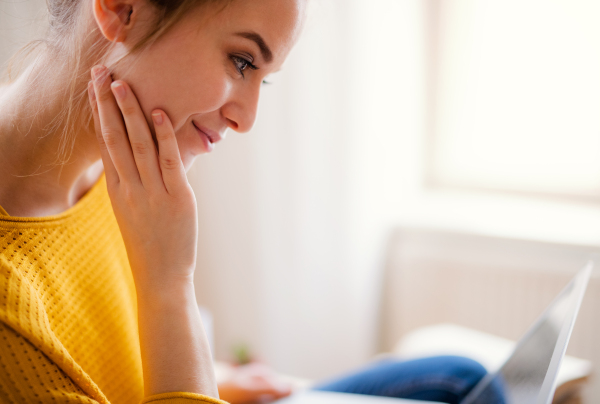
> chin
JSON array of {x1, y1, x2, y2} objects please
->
[
  {"x1": 182, "y1": 154, "x2": 196, "y2": 173},
  {"x1": 180, "y1": 138, "x2": 208, "y2": 172}
]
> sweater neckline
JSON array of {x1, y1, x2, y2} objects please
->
[{"x1": 0, "y1": 172, "x2": 106, "y2": 224}]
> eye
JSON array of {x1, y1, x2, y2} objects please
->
[{"x1": 230, "y1": 54, "x2": 258, "y2": 78}]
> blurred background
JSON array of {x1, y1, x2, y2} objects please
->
[{"x1": 3, "y1": 0, "x2": 600, "y2": 402}]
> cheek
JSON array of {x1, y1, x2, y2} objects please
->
[
  {"x1": 116, "y1": 27, "x2": 232, "y2": 125},
  {"x1": 111, "y1": 36, "x2": 233, "y2": 167},
  {"x1": 124, "y1": 63, "x2": 230, "y2": 128},
  {"x1": 113, "y1": 67, "x2": 229, "y2": 172}
]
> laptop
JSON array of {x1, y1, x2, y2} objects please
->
[{"x1": 276, "y1": 261, "x2": 593, "y2": 404}]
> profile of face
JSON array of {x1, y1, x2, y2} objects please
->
[{"x1": 95, "y1": 0, "x2": 306, "y2": 171}]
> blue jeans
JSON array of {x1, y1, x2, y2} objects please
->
[{"x1": 313, "y1": 356, "x2": 492, "y2": 404}]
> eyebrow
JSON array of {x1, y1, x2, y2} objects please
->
[{"x1": 235, "y1": 31, "x2": 273, "y2": 63}]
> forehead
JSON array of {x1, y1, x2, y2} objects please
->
[{"x1": 203, "y1": 0, "x2": 306, "y2": 66}]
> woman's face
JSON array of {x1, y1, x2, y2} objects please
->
[{"x1": 109, "y1": 0, "x2": 306, "y2": 171}]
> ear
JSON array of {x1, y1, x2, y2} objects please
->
[{"x1": 93, "y1": 0, "x2": 136, "y2": 42}]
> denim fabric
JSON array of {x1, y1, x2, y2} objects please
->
[{"x1": 312, "y1": 356, "x2": 497, "y2": 404}]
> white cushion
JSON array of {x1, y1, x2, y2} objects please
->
[{"x1": 393, "y1": 323, "x2": 592, "y2": 387}]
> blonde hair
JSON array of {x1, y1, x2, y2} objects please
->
[{"x1": 2, "y1": 0, "x2": 231, "y2": 170}]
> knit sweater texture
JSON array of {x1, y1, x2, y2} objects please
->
[{"x1": 0, "y1": 173, "x2": 226, "y2": 404}]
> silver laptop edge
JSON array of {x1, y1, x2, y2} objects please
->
[
  {"x1": 461, "y1": 261, "x2": 593, "y2": 404},
  {"x1": 537, "y1": 261, "x2": 592, "y2": 404}
]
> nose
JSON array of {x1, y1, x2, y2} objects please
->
[{"x1": 220, "y1": 82, "x2": 261, "y2": 133}]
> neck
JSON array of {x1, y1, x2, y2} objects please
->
[{"x1": 0, "y1": 52, "x2": 104, "y2": 217}]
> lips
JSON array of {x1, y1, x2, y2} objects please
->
[
  {"x1": 192, "y1": 122, "x2": 224, "y2": 153},
  {"x1": 193, "y1": 122, "x2": 223, "y2": 144}
]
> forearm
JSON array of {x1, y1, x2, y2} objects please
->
[
  {"x1": 88, "y1": 66, "x2": 219, "y2": 400},
  {"x1": 136, "y1": 276, "x2": 219, "y2": 399}
]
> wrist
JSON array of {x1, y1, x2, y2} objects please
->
[{"x1": 134, "y1": 273, "x2": 196, "y2": 308}]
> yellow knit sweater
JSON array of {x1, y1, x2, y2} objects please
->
[{"x1": 0, "y1": 173, "x2": 226, "y2": 404}]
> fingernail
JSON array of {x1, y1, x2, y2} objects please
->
[
  {"x1": 91, "y1": 66, "x2": 103, "y2": 79},
  {"x1": 92, "y1": 66, "x2": 108, "y2": 83},
  {"x1": 111, "y1": 82, "x2": 126, "y2": 99},
  {"x1": 152, "y1": 112, "x2": 163, "y2": 125}
]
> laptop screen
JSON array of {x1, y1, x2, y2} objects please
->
[{"x1": 461, "y1": 262, "x2": 592, "y2": 404}]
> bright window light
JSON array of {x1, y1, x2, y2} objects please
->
[{"x1": 430, "y1": 0, "x2": 600, "y2": 198}]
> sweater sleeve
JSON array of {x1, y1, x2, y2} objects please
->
[
  {"x1": 140, "y1": 392, "x2": 227, "y2": 404},
  {"x1": 0, "y1": 322, "x2": 228, "y2": 404}
]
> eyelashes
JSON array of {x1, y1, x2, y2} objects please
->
[
  {"x1": 230, "y1": 54, "x2": 258, "y2": 78},
  {"x1": 229, "y1": 54, "x2": 271, "y2": 85}
]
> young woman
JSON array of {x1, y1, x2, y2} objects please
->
[{"x1": 0, "y1": 0, "x2": 498, "y2": 403}]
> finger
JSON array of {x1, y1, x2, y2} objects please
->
[
  {"x1": 249, "y1": 375, "x2": 293, "y2": 397},
  {"x1": 110, "y1": 80, "x2": 163, "y2": 192},
  {"x1": 256, "y1": 394, "x2": 277, "y2": 403},
  {"x1": 88, "y1": 81, "x2": 119, "y2": 187},
  {"x1": 151, "y1": 110, "x2": 187, "y2": 195},
  {"x1": 91, "y1": 65, "x2": 141, "y2": 185},
  {"x1": 253, "y1": 387, "x2": 291, "y2": 403},
  {"x1": 256, "y1": 387, "x2": 291, "y2": 398},
  {"x1": 262, "y1": 382, "x2": 292, "y2": 397}
]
